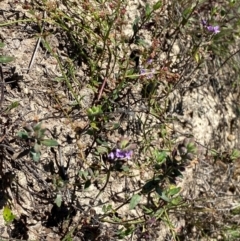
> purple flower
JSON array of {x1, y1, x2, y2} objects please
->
[
  {"x1": 108, "y1": 149, "x2": 133, "y2": 160},
  {"x1": 207, "y1": 25, "x2": 220, "y2": 34},
  {"x1": 201, "y1": 19, "x2": 220, "y2": 34},
  {"x1": 147, "y1": 69, "x2": 155, "y2": 79},
  {"x1": 139, "y1": 67, "x2": 155, "y2": 79},
  {"x1": 108, "y1": 152, "x2": 115, "y2": 160},
  {"x1": 140, "y1": 67, "x2": 146, "y2": 75},
  {"x1": 147, "y1": 59, "x2": 153, "y2": 64},
  {"x1": 201, "y1": 19, "x2": 207, "y2": 26}
]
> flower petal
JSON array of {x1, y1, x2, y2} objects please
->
[{"x1": 108, "y1": 152, "x2": 115, "y2": 160}]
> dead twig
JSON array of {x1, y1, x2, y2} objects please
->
[
  {"x1": 27, "y1": 36, "x2": 41, "y2": 74},
  {"x1": 0, "y1": 65, "x2": 4, "y2": 108},
  {"x1": 97, "y1": 77, "x2": 107, "y2": 101},
  {"x1": 27, "y1": 11, "x2": 46, "y2": 74}
]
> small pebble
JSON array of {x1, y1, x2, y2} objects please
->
[{"x1": 227, "y1": 134, "x2": 235, "y2": 142}]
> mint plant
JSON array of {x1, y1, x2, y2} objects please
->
[
  {"x1": 1, "y1": 0, "x2": 240, "y2": 240},
  {"x1": 17, "y1": 122, "x2": 58, "y2": 161},
  {"x1": 108, "y1": 138, "x2": 134, "y2": 160}
]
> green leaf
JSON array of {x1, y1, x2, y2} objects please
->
[
  {"x1": 224, "y1": 227, "x2": 240, "y2": 238},
  {"x1": 5, "y1": 101, "x2": 19, "y2": 113},
  {"x1": 17, "y1": 131, "x2": 29, "y2": 140},
  {"x1": 33, "y1": 122, "x2": 42, "y2": 131},
  {"x1": 33, "y1": 143, "x2": 41, "y2": 153},
  {"x1": 117, "y1": 227, "x2": 135, "y2": 239},
  {"x1": 87, "y1": 105, "x2": 103, "y2": 119},
  {"x1": 181, "y1": 7, "x2": 192, "y2": 26},
  {"x1": 90, "y1": 122, "x2": 99, "y2": 130},
  {"x1": 36, "y1": 128, "x2": 46, "y2": 140},
  {"x1": 96, "y1": 139, "x2": 108, "y2": 145},
  {"x1": 30, "y1": 150, "x2": 41, "y2": 162},
  {"x1": 102, "y1": 204, "x2": 112, "y2": 213},
  {"x1": 3, "y1": 206, "x2": 16, "y2": 225},
  {"x1": 153, "y1": 1, "x2": 162, "y2": 10},
  {"x1": 155, "y1": 207, "x2": 164, "y2": 218},
  {"x1": 0, "y1": 55, "x2": 15, "y2": 63},
  {"x1": 145, "y1": 3, "x2": 151, "y2": 18},
  {"x1": 53, "y1": 76, "x2": 65, "y2": 82},
  {"x1": 154, "y1": 150, "x2": 167, "y2": 164},
  {"x1": 96, "y1": 145, "x2": 108, "y2": 154},
  {"x1": 142, "y1": 205, "x2": 153, "y2": 214},
  {"x1": 182, "y1": 7, "x2": 192, "y2": 18},
  {"x1": 167, "y1": 186, "x2": 181, "y2": 196},
  {"x1": 79, "y1": 170, "x2": 89, "y2": 180},
  {"x1": 125, "y1": 69, "x2": 138, "y2": 79},
  {"x1": 84, "y1": 179, "x2": 91, "y2": 189},
  {"x1": 187, "y1": 142, "x2": 196, "y2": 153},
  {"x1": 121, "y1": 165, "x2": 130, "y2": 172},
  {"x1": 155, "y1": 186, "x2": 170, "y2": 202},
  {"x1": 41, "y1": 139, "x2": 59, "y2": 147},
  {"x1": 231, "y1": 149, "x2": 240, "y2": 160},
  {"x1": 55, "y1": 194, "x2": 62, "y2": 207},
  {"x1": 129, "y1": 194, "x2": 141, "y2": 210},
  {"x1": 119, "y1": 139, "x2": 129, "y2": 149},
  {"x1": 210, "y1": 149, "x2": 218, "y2": 156},
  {"x1": 0, "y1": 42, "x2": 5, "y2": 48},
  {"x1": 230, "y1": 205, "x2": 240, "y2": 215},
  {"x1": 194, "y1": 51, "x2": 200, "y2": 63},
  {"x1": 142, "y1": 179, "x2": 159, "y2": 194},
  {"x1": 55, "y1": 177, "x2": 65, "y2": 188},
  {"x1": 132, "y1": 16, "x2": 140, "y2": 34},
  {"x1": 171, "y1": 196, "x2": 182, "y2": 205},
  {"x1": 229, "y1": 0, "x2": 235, "y2": 4}
]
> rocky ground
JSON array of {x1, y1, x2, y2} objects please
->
[{"x1": 1, "y1": 0, "x2": 240, "y2": 240}]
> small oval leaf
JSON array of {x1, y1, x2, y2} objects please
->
[
  {"x1": 84, "y1": 179, "x2": 91, "y2": 189},
  {"x1": 156, "y1": 187, "x2": 170, "y2": 202},
  {"x1": 33, "y1": 143, "x2": 41, "y2": 153},
  {"x1": 6, "y1": 101, "x2": 19, "y2": 112},
  {"x1": 0, "y1": 55, "x2": 15, "y2": 63},
  {"x1": 153, "y1": 1, "x2": 162, "y2": 10},
  {"x1": 96, "y1": 146, "x2": 108, "y2": 154},
  {"x1": 33, "y1": 122, "x2": 42, "y2": 131},
  {"x1": 30, "y1": 150, "x2": 41, "y2": 162},
  {"x1": 129, "y1": 194, "x2": 141, "y2": 210},
  {"x1": 41, "y1": 139, "x2": 59, "y2": 147},
  {"x1": 54, "y1": 194, "x2": 62, "y2": 207},
  {"x1": 145, "y1": 3, "x2": 151, "y2": 17},
  {"x1": 17, "y1": 131, "x2": 29, "y2": 140},
  {"x1": 168, "y1": 186, "x2": 181, "y2": 196},
  {"x1": 3, "y1": 206, "x2": 16, "y2": 224}
]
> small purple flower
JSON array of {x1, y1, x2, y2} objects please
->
[
  {"x1": 201, "y1": 19, "x2": 207, "y2": 26},
  {"x1": 147, "y1": 69, "x2": 155, "y2": 79},
  {"x1": 201, "y1": 19, "x2": 220, "y2": 34},
  {"x1": 140, "y1": 67, "x2": 146, "y2": 75},
  {"x1": 108, "y1": 152, "x2": 115, "y2": 160},
  {"x1": 108, "y1": 149, "x2": 133, "y2": 160},
  {"x1": 207, "y1": 25, "x2": 220, "y2": 34},
  {"x1": 139, "y1": 67, "x2": 155, "y2": 79},
  {"x1": 115, "y1": 149, "x2": 126, "y2": 158},
  {"x1": 147, "y1": 59, "x2": 153, "y2": 64}
]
